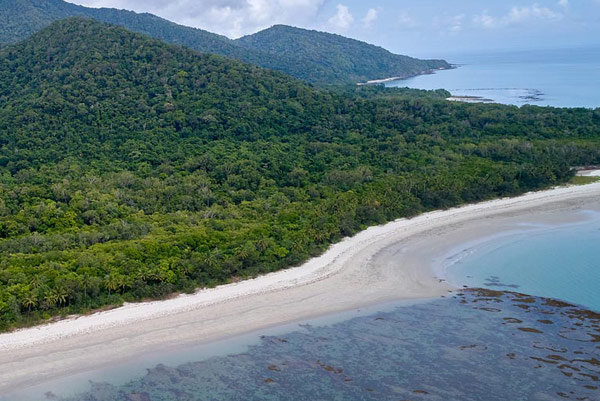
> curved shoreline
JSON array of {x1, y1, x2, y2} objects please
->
[
  {"x1": 357, "y1": 65, "x2": 455, "y2": 85},
  {"x1": 1, "y1": 181, "x2": 600, "y2": 394}
]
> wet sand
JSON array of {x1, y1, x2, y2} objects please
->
[{"x1": 1, "y1": 180, "x2": 599, "y2": 394}]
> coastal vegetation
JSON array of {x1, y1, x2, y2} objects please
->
[
  {"x1": 570, "y1": 176, "x2": 600, "y2": 185},
  {"x1": 0, "y1": 0, "x2": 449, "y2": 84},
  {"x1": 0, "y1": 19, "x2": 599, "y2": 331},
  {"x1": 235, "y1": 25, "x2": 449, "y2": 84}
]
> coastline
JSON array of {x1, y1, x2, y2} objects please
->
[
  {"x1": 1, "y1": 180, "x2": 600, "y2": 394},
  {"x1": 357, "y1": 65, "x2": 455, "y2": 86},
  {"x1": 446, "y1": 95, "x2": 495, "y2": 103}
]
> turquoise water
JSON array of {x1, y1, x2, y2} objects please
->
[
  {"x1": 443, "y1": 212, "x2": 600, "y2": 311},
  {"x1": 388, "y1": 46, "x2": 600, "y2": 108},
  {"x1": 9, "y1": 290, "x2": 599, "y2": 401},
  {"x1": 6, "y1": 210, "x2": 600, "y2": 400}
]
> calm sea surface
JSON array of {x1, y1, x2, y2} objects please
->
[
  {"x1": 388, "y1": 47, "x2": 600, "y2": 108},
  {"x1": 8, "y1": 291, "x2": 599, "y2": 401},
  {"x1": 7, "y1": 211, "x2": 600, "y2": 401},
  {"x1": 442, "y1": 210, "x2": 600, "y2": 312}
]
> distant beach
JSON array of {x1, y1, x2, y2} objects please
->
[
  {"x1": 446, "y1": 95, "x2": 494, "y2": 103},
  {"x1": 387, "y1": 47, "x2": 600, "y2": 108},
  {"x1": 358, "y1": 66, "x2": 454, "y2": 86}
]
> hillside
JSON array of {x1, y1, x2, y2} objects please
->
[
  {"x1": 0, "y1": 19, "x2": 599, "y2": 330},
  {"x1": 0, "y1": 0, "x2": 256, "y2": 58},
  {"x1": 237, "y1": 25, "x2": 449, "y2": 84},
  {"x1": 0, "y1": 0, "x2": 447, "y2": 84}
]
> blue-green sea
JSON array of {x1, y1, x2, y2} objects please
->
[
  {"x1": 6, "y1": 211, "x2": 600, "y2": 401},
  {"x1": 442, "y1": 211, "x2": 600, "y2": 312},
  {"x1": 388, "y1": 46, "x2": 600, "y2": 108}
]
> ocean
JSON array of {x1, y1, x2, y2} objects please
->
[
  {"x1": 388, "y1": 46, "x2": 600, "y2": 108},
  {"x1": 11, "y1": 291, "x2": 599, "y2": 401},
  {"x1": 441, "y1": 210, "x2": 600, "y2": 312},
  {"x1": 7, "y1": 210, "x2": 600, "y2": 401}
]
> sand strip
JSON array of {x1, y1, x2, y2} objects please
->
[{"x1": 1, "y1": 180, "x2": 600, "y2": 393}]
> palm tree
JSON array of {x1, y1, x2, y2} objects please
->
[
  {"x1": 203, "y1": 248, "x2": 220, "y2": 269},
  {"x1": 117, "y1": 275, "x2": 130, "y2": 293},
  {"x1": 236, "y1": 246, "x2": 251, "y2": 261},
  {"x1": 30, "y1": 275, "x2": 46, "y2": 290},
  {"x1": 136, "y1": 269, "x2": 149, "y2": 282},
  {"x1": 81, "y1": 274, "x2": 92, "y2": 299},
  {"x1": 43, "y1": 292, "x2": 58, "y2": 310},
  {"x1": 104, "y1": 274, "x2": 120, "y2": 296},
  {"x1": 22, "y1": 293, "x2": 38, "y2": 313},
  {"x1": 54, "y1": 288, "x2": 68, "y2": 307},
  {"x1": 255, "y1": 239, "x2": 269, "y2": 252}
]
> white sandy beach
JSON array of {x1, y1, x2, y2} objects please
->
[
  {"x1": 359, "y1": 66, "x2": 453, "y2": 85},
  {"x1": 1, "y1": 178, "x2": 600, "y2": 395},
  {"x1": 578, "y1": 169, "x2": 600, "y2": 177}
]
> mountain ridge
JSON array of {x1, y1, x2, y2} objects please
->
[
  {"x1": 236, "y1": 24, "x2": 449, "y2": 83},
  {"x1": 0, "y1": 0, "x2": 449, "y2": 84}
]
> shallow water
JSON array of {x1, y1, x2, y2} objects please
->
[
  {"x1": 10, "y1": 289, "x2": 598, "y2": 401},
  {"x1": 388, "y1": 46, "x2": 600, "y2": 108},
  {"x1": 7, "y1": 209, "x2": 600, "y2": 400},
  {"x1": 443, "y1": 211, "x2": 600, "y2": 311}
]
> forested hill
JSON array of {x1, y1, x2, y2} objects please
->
[
  {"x1": 236, "y1": 25, "x2": 449, "y2": 83},
  {"x1": 0, "y1": 0, "x2": 257, "y2": 59},
  {"x1": 0, "y1": 18, "x2": 599, "y2": 330},
  {"x1": 0, "y1": 0, "x2": 448, "y2": 84},
  {"x1": 0, "y1": 18, "x2": 323, "y2": 167}
]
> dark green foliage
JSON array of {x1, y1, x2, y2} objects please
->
[
  {"x1": 0, "y1": 0, "x2": 448, "y2": 84},
  {"x1": 0, "y1": 0, "x2": 244, "y2": 56},
  {"x1": 236, "y1": 25, "x2": 450, "y2": 84},
  {"x1": 0, "y1": 19, "x2": 599, "y2": 331}
]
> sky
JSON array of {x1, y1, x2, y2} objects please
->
[{"x1": 66, "y1": 0, "x2": 600, "y2": 57}]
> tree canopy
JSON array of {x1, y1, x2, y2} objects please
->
[
  {"x1": 237, "y1": 25, "x2": 449, "y2": 84},
  {"x1": 0, "y1": 19, "x2": 599, "y2": 331},
  {"x1": 0, "y1": 0, "x2": 449, "y2": 84}
]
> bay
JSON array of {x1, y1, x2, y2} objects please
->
[{"x1": 388, "y1": 46, "x2": 600, "y2": 108}]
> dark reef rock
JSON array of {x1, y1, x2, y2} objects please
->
[{"x1": 57, "y1": 288, "x2": 600, "y2": 401}]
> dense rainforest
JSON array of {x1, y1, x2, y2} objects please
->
[
  {"x1": 0, "y1": 19, "x2": 599, "y2": 331},
  {"x1": 236, "y1": 25, "x2": 449, "y2": 84},
  {"x1": 0, "y1": 0, "x2": 259, "y2": 61},
  {"x1": 0, "y1": 0, "x2": 449, "y2": 84}
]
